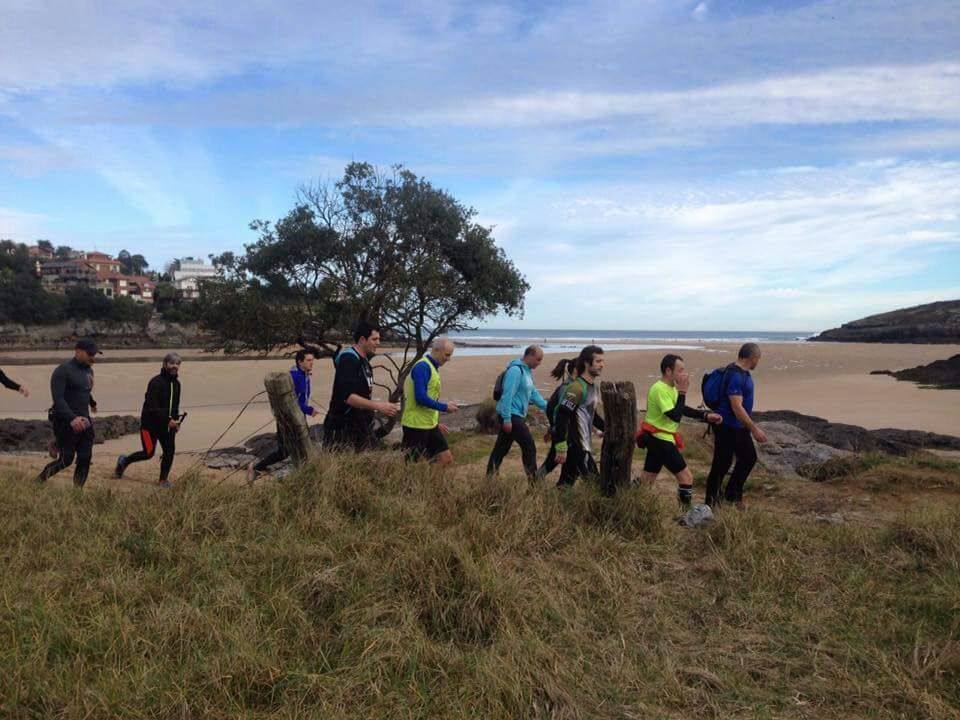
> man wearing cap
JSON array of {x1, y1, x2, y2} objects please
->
[
  {"x1": 114, "y1": 352, "x2": 183, "y2": 487},
  {"x1": 35, "y1": 339, "x2": 101, "y2": 488}
]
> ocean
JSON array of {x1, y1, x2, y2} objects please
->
[{"x1": 446, "y1": 329, "x2": 811, "y2": 357}]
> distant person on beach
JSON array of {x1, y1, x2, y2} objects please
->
[
  {"x1": 704, "y1": 342, "x2": 767, "y2": 508},
  {"x1": 323, "y1": 320, "x2": 400, "y2": 451},
  {"x1": 247, "y1": 349, "x2": 318, "y2": 481},
  {"x1": 536, "y1": 357, "x2": 577, "y2": 480},
  {"x1": 35, "y1": 339, "x2": 101, "y2": 488},
  {"x1": 637, "y1": 354, "x2": 721, "y2": 508},
  {"x1": 114, "y1": 353, "x2": 183, "y2": 488},
  {"x1": 0, "y1": 368, "x2": 29, "y2": 397},
  {"x1": 486, "y1": 345, "x2": 548, "y2": 480},
  {"x1": 401, "y1": 338, "x2": 459, "y2": 465},
  {"x1": 553, "y1": 345, "x2": 606, "y2": 489}
]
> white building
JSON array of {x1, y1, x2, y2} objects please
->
[{"x1": 172, "y1": 257, "x2": 217, "y2": 300}]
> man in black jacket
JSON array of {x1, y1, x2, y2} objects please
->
[
  {"x1": 35, "y1": 339, "x2": 101, "y2": 487},
  {"x1": 115, "y1": 353, "x2": 182, "y2": 487}
]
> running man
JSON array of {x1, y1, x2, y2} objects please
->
[
  {"x1": 486, "y1": 345, "x2": 547, "y2": 480},
  {"x1": 0, "y1": 368, "x2": 29, "y2": 397},
  {"x1": 704, "y1": 342, "x2": 767, "y2": 508},
  {"x1": 114, "y1": 353, "x2": 183, "y2": 487},
  {"x1": 553, "y1": 345, "x2": 606, "y2": 489},
  {"x1": 247, "y1": 349, "x2": 317, "y2": 480},
  {"x1": 323, "y1": 320, "x2": 399, "y2": 451},
  {"x1": 638, "y1": 354, "x2": 721, "y2": 508},
  {"x1": 400, "y1": 338, "x2": 459, "y2": 465},
  {"x1": 35, "y1": 339, "x2": 101, "y2": 488}
]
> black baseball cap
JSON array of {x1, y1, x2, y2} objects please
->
[{"x1": 75, "y1": 339, "x2": 103, "y2": 355}]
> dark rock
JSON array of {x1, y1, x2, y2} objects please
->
[
  {"x1": 0, "y1": 415, "x2": 140, "y2": 452},
  {"x1": 754, "y1": 410, "x2": 960, "y2": 456},
  {"x1": 811, "y1": 299, "x2": 960, "y2": 344},
  {"x1": 875, "y1": 354, "x2": 960, "y2": 390}
]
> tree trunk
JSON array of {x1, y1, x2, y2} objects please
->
[
  {"x1": 264, "y1": 371, "x2": 318, "y2": 466},
  {"x1": 599, "y1": 380, "x2": 637, "y2": 496}
]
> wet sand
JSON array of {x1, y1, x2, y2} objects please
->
[{"x1": 2, "y1": 342, "x2": 959, "y2": 463}]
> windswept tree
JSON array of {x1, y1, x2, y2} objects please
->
[{"x1": 201, "y1": 162, "x2": 529, "y2": 406}]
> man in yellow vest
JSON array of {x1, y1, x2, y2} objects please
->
[{"x1": 401, "y1": 338, "x2": 459, "y2": 465}]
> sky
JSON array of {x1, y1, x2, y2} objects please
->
[{"x1": 1, "y1": 0, "x2": 958, "y2": 332}]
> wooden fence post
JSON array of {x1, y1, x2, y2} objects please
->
[
  {"x1": 264, "y1": 371, "x2": 318, "y2": 466},
  {"x1": 599, "y1": 380, "x2": 637, "y2": 496}
]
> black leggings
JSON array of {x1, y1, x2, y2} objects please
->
[
  {"x1": 37, "y1": 420, "x2": 94, "y2": 487},
  {"x1": 557, "y1": 445, "x2": 598, "y2": 488},
  {"x1": 486, "y1": 415, "x2": 538, "y2": 479},
  {"x1": 123, "y1": 428, "x2": 176, "y2": 481},
  {"x1": 705, "y1": 425, "x2": 757, "y2": 505}
]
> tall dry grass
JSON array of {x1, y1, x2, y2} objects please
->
[{"x1": 0, "y1": 447, "x2": 958, "y2": 719}]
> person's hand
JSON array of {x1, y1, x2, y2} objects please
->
[
  {"x1": 675, "y1": 371, "x2": 691, "y2": 393},
  {"x1": 90, "y1": 403, "x2": 98, "y2": 415},
  {"x1": 70, "y1": 417, "x2": 89, "y2": 433},
  {"x1": 752, "y1": 425, "x2": 768, "y2": 444},
  {"x1": 706, "y1": 412, "x2": 722, "y2": 425},
  {"x1": 17, "y1": 386, "x2": 29, "y2": 398},
  {"x1": 378, "y1": 401, "x2": 400, "y2": 418},
  {"x1": 555, "y1": 452, "x2": 567, "y2": 465},
  {"x1": 168, "y1": 418, "x2": 181, "y2": 431},
  {"x1": 502, "y1": 421, "x2": 513, "y2": 434},
  {"x1": 445, "y1": 402, "x2": 459, "y2": 413},
  {"x1": 439, "y1": 423, "x2": 450, "y2": 434}
]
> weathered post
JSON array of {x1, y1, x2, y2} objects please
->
[
  {"x1": 599, "y1": 380, "x2": 637, "y2": 496},
  {"x1": 264, "y1": 371, "x2": 318, "y2": 466}
]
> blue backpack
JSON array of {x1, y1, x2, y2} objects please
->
[{"x1": 701, "y1": 363, "x2": 740, "y2": 411}]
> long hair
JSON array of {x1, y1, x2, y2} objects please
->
[
  {"x1": 575, "y1": 345, "x2": 604, "y2": 376},
  {"x1": 549, "y1": 358, "x2": 576, "y2": 381}
]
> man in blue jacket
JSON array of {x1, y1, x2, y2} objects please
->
[
  {"x1": 486, "y1": 345, "x2": 547, "y2": 480},
  {"x1": 247, "y1": 349, "x2": 317, "y2": 480}
]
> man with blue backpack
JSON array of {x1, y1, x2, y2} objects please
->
[
  {"x1": 702, "y1": 342, "x2": 768, "y2": 508},
  {"x1": 486, "y1": 345, "x2": 548, "y2": 480}
]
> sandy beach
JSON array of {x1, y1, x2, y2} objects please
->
[{"x1": 2, "y1": 341, "x2": 959, "y2": 461}]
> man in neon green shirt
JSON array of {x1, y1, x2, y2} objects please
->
[
  {"x1": 639, "y1": 354, "x2": 721, "y2": 507},
  {"x1": 401, "y1": 338, "x2": 459, "y2": 465}
]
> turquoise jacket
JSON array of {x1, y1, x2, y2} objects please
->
[{"x1": 496, "y1": 359, "x2": 547, "y2": 421}]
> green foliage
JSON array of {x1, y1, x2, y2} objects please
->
[
  {"x1": 0, "y1": 272, "x2": 66, "y2": 324},
  {"x1": 118, "y1": 249, "x2": 149, "y2": 275},
  {"x1": 201, "y1": 162, "x2": 529, "y2": 396}
]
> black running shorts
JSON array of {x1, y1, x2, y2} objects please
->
[
  {"x1": 401, "y1": 426, "x2": 449, "y2": 461},
  {"x1": 642, "y1": 434, "x2": 687, "y2": 475}
]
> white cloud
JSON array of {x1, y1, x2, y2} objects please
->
[
  {"x1": 692, "y1": 2, "x2": 709, "y2": 22},
  {"x1": 479, "y1": 159, "x2": 960, "y2": 328},
  {"x1": 410, "y1": 62, "x2": 960, "y2": 128}
]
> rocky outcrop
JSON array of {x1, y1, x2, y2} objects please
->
[
  {"x1": 0, "y1": 416, "x2": 140, "y2": 452},
  {"x1": 811, "y1": 299, "x2": 960, "y2": 344},
  {"x1": 0, "y1": 317, "x2": 209, "y2": 350},
  {"x1": 872, "y1": 354, "x2": 960, "y2": 389},
  {"x1": 756, "y1": 421, "x2": 851, "y2": 478},
  {"x1": 753, "y1": 410, "x2": 960, "y2": 455}
]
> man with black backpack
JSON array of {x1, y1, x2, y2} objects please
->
[
  {"x1": 553, "y1": 345, "x2": 606, "y2": 489},
  {"x1": 703, "y1": 342, "x2": 767, "y2": 508},
  {"x1": 486, "y1": 345, "x2": 547, "y2": 480}
]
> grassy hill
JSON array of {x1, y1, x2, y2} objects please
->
[{"x1": 1, "y1": 431, "x2": 959, "y2": 719}]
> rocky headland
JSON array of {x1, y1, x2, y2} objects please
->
[{"x1": 812, "y1": 299, "x2": 960, "y2": 344}]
